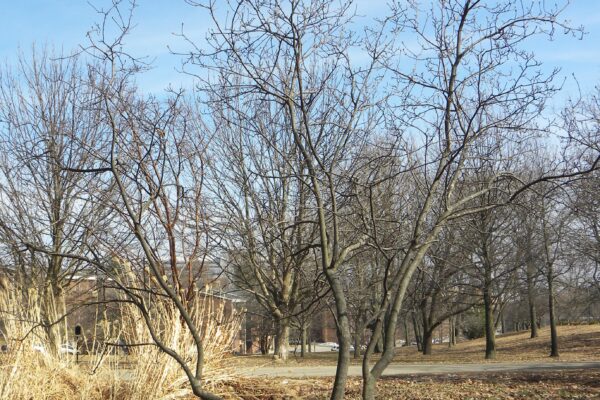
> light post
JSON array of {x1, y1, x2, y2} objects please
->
[{"x1": 74, "y1": 325, "x2": 82, "y2": 364}]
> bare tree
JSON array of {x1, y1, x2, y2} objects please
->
[
  {"x1": 569, "y1": 173, "x2": 600, "y2": 296},
  {"x1": 515, "y1": 197, "x2": 543, "y2": 338},
  {"x1": 412, "y1": 230, "x2": 480, "y2": 355},
  {"x1": 356, "y1": 1, "x2": 579, "y2": 397},
  {"x1": 206, "y1": 103, "x2": 324, "y2": 360},
  {"x1": 91, "y1": 69, "x2": 224, "y2": 400},
  {"x1": 538, "y1": 185, "x2": 570, "y2": 358},
  {"x1": 0, "y1": 50, "x2": 109, "y2": 355},
  {"x1": 563, "y1": 86, "x2": 600, "y2": 298},
  {"x1": 177, "y1": 0, "x2": 584, "y2": 397},
  {"x1": 10, "y1": 3, "x2": 231, "y2": 398},
  {"x1": 460, "y1": 182, "x2": 519, "y2": 359},
  {"x1": 182, "y1": 1, "x2": 384, "y2": 397}
]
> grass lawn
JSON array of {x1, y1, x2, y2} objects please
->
[{"x1": 231, "y1": 324, "x2": 600, "y2": 368}]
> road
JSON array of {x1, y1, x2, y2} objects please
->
[{"x1": 241, "y1": 361, "x2": 600, "y2": 378}]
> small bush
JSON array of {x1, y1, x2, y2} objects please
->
[{"x1": 462, "y1": 309, "x2": 485, "y2": 340}]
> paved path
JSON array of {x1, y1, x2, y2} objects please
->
[{"x1": 242, "y1": 361, "x2": 600, "y2": 378}]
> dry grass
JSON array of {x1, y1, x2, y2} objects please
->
[
  {"x1": 394, "y1": 324, "x2": 600, "y2": 364},
  {"x1": 233, "y1": 324, "x2": 600, "y2": 368},
  {"x1": 119, "y1": 293, "x2": 241, "y2": 399},
  {"x1": 0, "y1": 284, "x2": 125, "y2": 399},
  {"x1": 0, "y1": 282, "x2": 240, "y2": 400}
]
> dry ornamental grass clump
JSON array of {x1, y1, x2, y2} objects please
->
[
  {"x1": 0, "y1": 282, "x2": 241, "y2": 399},
  {"x1": 118, "y1": 291, "x2": 241, "y2": 399}
]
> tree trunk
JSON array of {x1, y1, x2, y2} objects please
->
[
  {"x1": 448, "y1": 316, "x2": 454, "y2": 348},
  {"x1": 483, "y1": 281, "x2": 496, "y2": 360},
  {"x1": 374, "y1": 329, "x2": 384, "y2": 354},
  {"x1": 363, "y1": 376, "x2": 376, "y2": 400},
  {"x1": 326, "y1": 274, "x2": 351, "y2": 400},
  {"x1": 42, "y1": 280, "x2": 65, "y2": 356},
  {"x1": 421, "y1": 313, "x2": 433, "y2": 355},
  {"x1": 353, "y1": 331, "x2": 361, "y2": 359},
  {"x1": 453, "y1": 313, "x2": 460, "y2": 346},
  {"x1": 274, "y1": 320, "x2": 289, "y2": 360},
  {"x1": 547, "y1": 264, "x2": 559, "y2": 357},
  {"x1": 300, "y1": 325, "x2": 307, "y2": 358},
  {"x1": 412, "y1": 313, "x2": 422, "y2": 352},
  {"x1": 422, "y1": 329, "x2": 433, "y2": 355},
  {"x1": 259, "y1": 334, "x2": 269, "y2": 355},
  {"x1": 273, "y1": 331, "x2": 280, "y2": 355},
  {"x1": 452, "y1": 323, "x2": 457, "y2": 346},
  {"x1": 526, "y1": 260, "x2": 539, "y2": 338}
]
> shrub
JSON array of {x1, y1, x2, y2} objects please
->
[{"x1": 461, "y1": 308, "x2": 486, "y2": 340}]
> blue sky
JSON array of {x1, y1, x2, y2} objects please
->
[{"x1": 1, "y1": 0, "x2": 599, "y2": 100}]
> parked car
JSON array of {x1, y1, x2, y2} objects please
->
[
  {"x1": 31, "y1": 343, "x2": 79, "y2": 355},
  {"x1": 330, "y1": 344, "x2": 356, "y2": 352},
  {"x1": 32, "y1": 344, "x2": 47, "y2": 354},
  {"x1": 117, "y1": 339, "x2": 129, "y2": 355},
  {"x1": 60, "y1": 343, "x2": 79, "y2": 355}
]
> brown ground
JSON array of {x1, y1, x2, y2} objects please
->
[
  {"x1": 217, "y1": 325, "x2": 600, "y2": 399},
  {"x1": 231, "y1": 324, "x2": 600, "y2": 369},
  {"x1": 219, "y1": 370, "x2": 600, "y2": 399}
]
